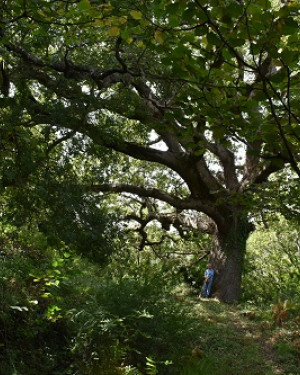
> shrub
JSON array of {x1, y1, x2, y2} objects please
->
[
  {"x1": 67, "y1": 257, "x2": 200, "y2": 374},
  {"x1": 242, "y1": 217, "x2": 300, "y2": 304}
]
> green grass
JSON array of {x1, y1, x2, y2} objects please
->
[{"x1": 178, "y1": 297, "x2": 300, "y2": 375}]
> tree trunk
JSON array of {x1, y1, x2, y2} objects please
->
[{"x1": 210, "y1": 215, "x2": 252, "y2": 303}]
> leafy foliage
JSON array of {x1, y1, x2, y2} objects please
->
[
  {"x1": 0, "y1": 226, "x2": 74, "y2": 374},
  {"x1": 1, "y1": 224, "x2": 203, "y2": 375},
  {"x1": 1, "y1": 0, "x2": 300, "y2": 302},
  {"x1": 242, "y1": 216, "x2": 300, "y2": 303},
  {"x1": 0, "y1": 0, "x2": 300, "y2": 373},
  {"x1": 67, "y1": 255, "x2": 201, "y2": 374}
]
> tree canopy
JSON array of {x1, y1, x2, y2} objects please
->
[
  {"x1": 1, "y1": 0, "x2": 300, "y2": 301},
  {"x1": 1, "y1": 1, "x2": 300, "y2": 374}
]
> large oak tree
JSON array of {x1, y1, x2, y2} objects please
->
[{"x1": 1, "y1": 0, "x2": 299, "y2": 302}]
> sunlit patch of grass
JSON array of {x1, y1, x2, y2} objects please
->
[
  {"x1": 170, "y1": 292, "x2": 300, "y2": 375},
  {"x1": 271, "y1": 327, "x2": 300, "y2": 374},
  {"x1": 180, "y1": 299, "x2": 285, "y2": 375}
]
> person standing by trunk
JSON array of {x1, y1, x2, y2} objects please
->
[{"x1": 201, "y1": 263, "x2": 214, "y2": 298}]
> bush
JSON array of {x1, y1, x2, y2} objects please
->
[
  {"x1": 242, "y1": 217, "x2": 300, "y2": 304},
  {"x1": 67, "y1": 257, "x2": 200, "y2": 374},
  {"x1": 1, "y1": 241, "x2": 201, "y2": 375},
  {"x1": 0, "y1": 250, "x2": 73, "y2": 374}
]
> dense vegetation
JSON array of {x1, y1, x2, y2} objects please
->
[
  {"x1": 0, "y1": 0, "x2": 300, "y2": 374},
  {"x1": 1, "y1": 216, "x2": 300, "y2": 374}
]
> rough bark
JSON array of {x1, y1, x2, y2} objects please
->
[{"x1": 210, "y1": 215, "x2": 253, "y2": 303}]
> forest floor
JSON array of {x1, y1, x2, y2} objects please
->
[{"x1": 181, "y1": 296, "x2": 300, "y2": 375}]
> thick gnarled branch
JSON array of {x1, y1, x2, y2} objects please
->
[{"x1": 90, "y1": 182, "x2": 227, "y2": 229}]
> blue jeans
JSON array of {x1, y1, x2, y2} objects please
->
[{"x1": 202, "y1": 278, "x2": 213, "y2": 297}]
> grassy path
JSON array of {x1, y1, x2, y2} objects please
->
[{"x1": 182, "y1": 298, "x2": 299, "y2": 375}]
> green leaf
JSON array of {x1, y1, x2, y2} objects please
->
[
  {"x1": 269, "y1": 69, "x2": 287, "y2": 83},
  {"x1": 169, "y1": 15, "x2": 180, "y2": 27},
  {"x1": 154, "y1": 30, "x2": 164, "y2": 45},
  {"x1": 280, "y1": 49, "x2": 297, "y2": 64},
  {"x1": 250, "y1": 43, "x2": 263, "y2": 55},
  {"x1": 281, "y1": 18, "x2": 299, "y2": 35},
  {"x1": 228, "y1": 37, "x2": 245, "y2": 47},
  {"x1": 173, "y1": 46, "x2": 188, "y2": 58},
  {"x1": 166, "y1": 2, "x2": 180, "y2": 15},
  {"x1": 195, "y1": 25, "x2": 208, "y2": 37},
  {"x1": 77, "y1": 0, "x2": 91, "y2": 11},
  {"x1": 226, "y1": 3, "x2": 244, "y2": 18},
  {"x1": 182, "y1": 8, "x2": 195, "y2": 22},
  {"x1": 222, "y1": 48, "x2": 236, "y2": 60},
  {"x1": 108, "y1": 27, "x2": 120, "y2": 36},
  {"x1": 129, "y1": 10, "x2": 143, "y2": 20},
  {"x1": 207, "y1": 32, "x2": 221, "y2": 46}
]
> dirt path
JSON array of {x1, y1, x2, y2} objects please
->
[
  {"x1": 226, "y1": 310, "x2": 285, "y2": 374},
  {"x1": 191, "y1": 299, "x2": 298, "y2": 375}
]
